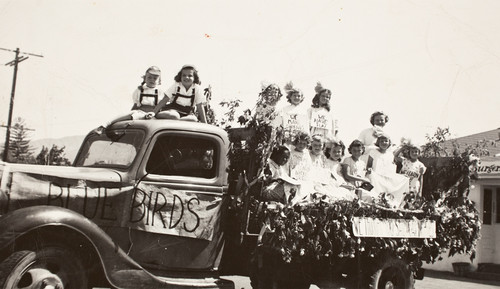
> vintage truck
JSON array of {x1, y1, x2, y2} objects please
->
[{"x1": 0, "y1": 119, "x2": 446, "y2": 289}]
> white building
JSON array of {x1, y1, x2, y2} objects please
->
[{"x1": 424, "y1": 128, "x2": 500, "y2": 272}]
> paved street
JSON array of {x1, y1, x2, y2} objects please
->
[{"x1": 222, "y1": 270, "x2": 500, "y2": 289}]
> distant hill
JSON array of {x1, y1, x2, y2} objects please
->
[{"x1": 30, "y1": 135, "x2": 86, "y2": 163}]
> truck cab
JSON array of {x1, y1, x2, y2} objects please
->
[{"x1": 0, "y1": 119, "x2": 234, "y2": 289}]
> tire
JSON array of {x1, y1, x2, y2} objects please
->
[
  {"x1": 0, "y1": 247, "x2": 89, "y2": 289},
  {"x1": 249, "y1": 247, "x2": 310, "y2": 289},
  {"x1": 369, "y1": 256, "x2": 414, "y2": 289},
  {"x1": 249, "y1": 249, "x2": 274, "y2": 289}
]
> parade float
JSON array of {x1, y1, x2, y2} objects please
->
[{"x1": 221, "y1": 83, "x2": 481, "y2": 289}]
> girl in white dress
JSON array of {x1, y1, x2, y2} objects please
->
[
  {"x1": 358, "y1": 111, "x2": 389, "y2": 151},
  {"x1": 288, "y1": 132, "x2": 312, "y2": 181},
  {"x1": 323, "y1": 140, "x2": 356, "y2": 201},
  {"x1": 261, "y1": 146, "x2": 300, "y2": 204},
  {"x1": 342, "y1": 140, "x2": 376, "y2": 202},
  {"x1": 276, "y1": 82, "x2": 309, "y2": 144},
  {"x1": 308, "y1": 82, "x2": 338, "y2": 141},
  {"x1": 309, "y1": 135, "x2": 330, "y2": 183},
  {"x1": 366, "y1": 134, "x2": 409, "y2": 208},
  {"x1": 394, "y1": 141, "x2": 427, "y2": 196}
]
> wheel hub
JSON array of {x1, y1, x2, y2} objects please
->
[
  {"x1": 384, "y1": 280, "x2": 394, "y2": 289},
  {"x1": 22, "y1": 268, "x2": 63, "y2": 289}
]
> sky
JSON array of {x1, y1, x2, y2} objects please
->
[{"x1": 0, "y1": 0, "x2": 499, "y2": 148}]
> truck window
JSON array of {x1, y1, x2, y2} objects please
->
[
  {"x1": 146, "y1": 135, "x2": 217, "y2": 179},
  {"x1": 74, "y1": 130, "x2": 144, "y2": 169}
]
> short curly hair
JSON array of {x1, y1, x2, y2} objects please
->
[
  {"x1": 311, "y1": 89, "x2": 332, "y2": 111},
  {"x1": 174, "y1": 65, "x2": 201, "y2": 85},
  {"x1": 374, "y1": 135, "x2": 392, "y2": 148},
  {"x1": 270, "y1": 145, "x2": 290, "y2": 164},
  {"x1": 369, "y1": 111, "x2": 389, "y2": 126},
  {"x1": 286, "y1": 90, "x2": 304, "y2": 104},
  {"x1": 292, "y1": 131, "x2": 311, "y2": 146},
  {"x1": 327, "y1": 140, "x2": 346, "y2": 159},
  {"x1": 348, "y1": 140, "x2": 365, "y2": 155}
]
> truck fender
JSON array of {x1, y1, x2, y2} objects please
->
[{"x1": 0, "y1": 206, "x2": 191, "y2": 288}]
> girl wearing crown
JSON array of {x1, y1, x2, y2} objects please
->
[
  {"x1": 275, "y1": 81, "x2": 309, "y2": 144},
  {"x1": 307, "y1": 82, "x2": 338, "y2": 141}
]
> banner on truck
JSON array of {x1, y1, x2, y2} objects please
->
[{"x1": 8, "y1": 172, "x2": 221, "y2": 241}]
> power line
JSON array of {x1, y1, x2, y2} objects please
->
[{"x1": 1, "y1": 47, "x2": 43, "y2": 162}]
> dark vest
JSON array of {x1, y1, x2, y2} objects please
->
[{"x1": 163, "y1": 86, "x2": 196, "y2": 116}]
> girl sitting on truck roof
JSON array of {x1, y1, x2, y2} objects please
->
[
  {"x1": 154, "y1": 64, "x2": 207, "y2": 123},
  {"x1": 94, "y1": 66, "x2": 166, "y2": 134}
]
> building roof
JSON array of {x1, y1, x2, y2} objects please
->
[{"x1": 443, "y1": 127, "x2": 500, "y2": 157}]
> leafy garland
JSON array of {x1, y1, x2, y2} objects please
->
[
  {"x1": 224, "y1": 93, "x2": 481, "y2": 276},
  {"x1": 250, "y1": 152, "x2": 481, "y2": 274},
  {"x1": 253, "y1": 194, "x2": 480, "y2": 271}
]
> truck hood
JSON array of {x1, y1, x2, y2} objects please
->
[{"x1": 0, "y1": 162, "x2": 123, "y2": 184}]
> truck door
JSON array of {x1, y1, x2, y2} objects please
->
[{"x1": 127, "y1": 131, "x2": 228, "y2": 271}]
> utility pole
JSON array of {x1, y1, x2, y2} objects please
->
[{"x1": 0, "y1": 47, "x2": 43, "y2": 162}]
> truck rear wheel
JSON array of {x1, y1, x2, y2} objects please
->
[
  {"x1": 0, "y1": 247, "x2": 89, "y2": 289},
  {"x1": 249, "y1": 247, "x2": 310, "y2": 289},
  {"x1": 369, "y1": 256, "x2": 414, "y2": 289}
]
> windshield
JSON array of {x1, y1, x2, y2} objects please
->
[{"x1": 74, "y1": 130, "x2": 145, "y2": 169}]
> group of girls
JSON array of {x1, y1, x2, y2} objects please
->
[
  {"x1": 98, "y1": 64, "x2": 207, "y2": 132},
  {"x1": 272, "y1": 81, "x2": 338, "y2": 143},
  {"x1": 259, "y1": 82, "x2": 426, "y2": 208}
]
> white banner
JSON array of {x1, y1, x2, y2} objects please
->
[
  {"x1": 352, "y1": 217, "x2": 436, "y2": 238},
  {"x1": 8, "y1": 172, "x2": 221, "y2": 241},
  {"x1": 310, "y1": 109, "x2": 332, "y2": 130},
  {"x1": 127, "y1": 183, "x2": 222, "y2": 241}
]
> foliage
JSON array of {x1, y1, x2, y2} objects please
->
[
  {"x1": 255, "y1": 176, "x2": 480, "y2": 272},
  {"x1": 203, "y1": 85, "x2": 217, "y2": 125},
  {"x1": 36, "y1": 145, "x2": 71, "y2": 166},
  {"x1": 236, "y1": 127, "x2": 480, "y2": 277},
  {"x1": 421, "y1": 126, "x2": 495, "y2": 158},
  {"x1": 217, "y1": 99, "x2": 242, "y2": 128},
  {"x1": 7, "y1": 117, "x2": 34, "y2": 163},
  {"x1": 451, "y1": 139, "x2": 493, "y2": 158},
  {"x1": 245, "y1": 128, "x2": 482, "y2": 275},
  {"x1": 222, "y1": 91, "x2": 483, "y2": 275},
  {"x1": 421, "y1": 127, "x2": 451, "y2": 157},
  {"x1": 225, "y1": 85, "x2": 283, "y2": 181}
]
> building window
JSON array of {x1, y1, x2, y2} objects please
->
[
  {"x1": 483, "y1": 187, "x2": 500, "y2": 225},
  {"x1": 497, "y1": 188, "x2": 500, "y2": 223},
  {"x1": 484, "y1": 188, "x2": 492, "y2": 225}
]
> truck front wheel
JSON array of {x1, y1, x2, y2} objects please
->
[
  {"x1": 369, "y1": 256, "x2": 414, "y2": 289},
  {"x1": 0, "y1": 247, "x2": 89, "y2": 289}
]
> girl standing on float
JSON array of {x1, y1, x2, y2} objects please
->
[
  {"x1": 394, "y1": 140, "x2": 427, "y2": 196},
  {"x1": 275, "y1": 82, "x2": 309, "y2": 144},
  {"x1": 308, "y1": 82, "x2": 338, "y2": 141},
  {"x1": 358, "y1": 111, "x2": 390, "y2": 150}
]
